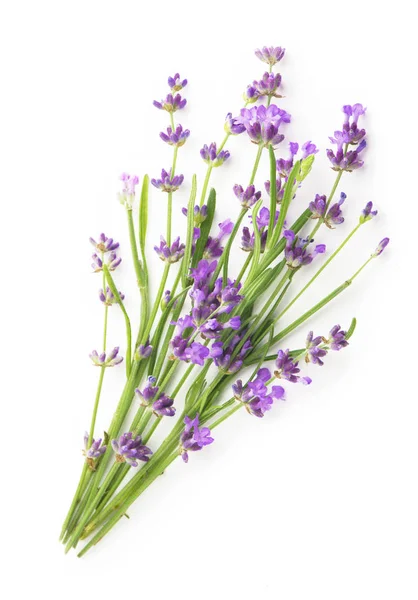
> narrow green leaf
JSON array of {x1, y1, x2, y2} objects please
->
[
  {"x1": 246, "y1": 199, "x2": 263, "y2": 283},
  {"x1": 297, "y1": 154, "x2": 315, "y2": 182},
  {"x1": 139, "y1": 175, "x2": 149, "y2": 257},
  {"x1": 346, "y1": 317, "x2": 357, "y2": 340},
  {"x1": 266, "y1": 145, "x2": 277, "y2": 248},
  {"x1": 181, "y1": 175, "x2": 197, "y2": 288},
  {"x1": 270, "y1": 160, "x2": 301, "y2": 249},
  {"x1": 191, "y1": 188, "x2": 216, "y2": 268}
]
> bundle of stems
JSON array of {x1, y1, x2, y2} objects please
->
[{"x1": 60, "y1": 49, "x2": 388, "y2": 557}]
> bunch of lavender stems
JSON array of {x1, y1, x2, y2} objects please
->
[{"x1": 60, "y1": 48, "x2": 389, "y2": 556}]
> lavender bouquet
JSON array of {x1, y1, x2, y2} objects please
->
[{"x1": 60, "y1": 46, "x2": 389, "y2": 556}]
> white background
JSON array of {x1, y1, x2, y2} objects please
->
[{"x1": 1, "y1": 1, "x2": 416, "y2": 598}]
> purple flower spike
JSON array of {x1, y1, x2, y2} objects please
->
[
  {"x1": 283, "y1": 230, "x2": 326, "y2": 269},
  {"x1": 309, "y1": 194, "x2": 327, "y2": 219},
  {"x1": 264, "y1": 178, "x2": 284, "y2": 204},
  {"x1": 167, "y1": 73, "x2": 188, "y2": 92},
  {"x1": 327, "y1": 139, "x2": 367, "y2": 172},
  {"x1": 200, "y1": 142, "x2": 231, "y2": 167},
  {"x1": 118, "y1": 173, "x2": 140, "y2": 208},
  {"x1": 89, "y1": 233, "x2": 119, "y2": 253},
  {"x1": 305, "y1": 331, "x2": 328, "y2": 366},
  {"x1": 360, "y1": 201, "x2": 378, "y2": 223},
  {"x1": 373, "y1": 237, "x2": 390, "y2": 257},
  {"x1": 203, "y1": 219, "x2": 234, "y2": 259},
  {"x1": 233, "y1": 368, "x2": 285, "y2": 418},
  {"x1": 211, "y1": 332, "x2": 252, "y2": 374},
  {"x1": 341, "y1": 104, "x2": 367, "y2": 144},
  {"x1": 154, "y1": 236, "x2": 185, "y2": 263},
  {"x1": 99, "y1": 286, "x2": 124, "y2": 306},
  {"x1": 252, "y1": 72, "x2": 283, "y2": 98},
  {"x1": 151, "y1": 169, "x2": 184, "y2": 193},
  {"x1": 180, "y1": 414, "x2": 214, "y2": 463},
  {"x1": 233, "y1": 184, "x2": 262, "y2": 208},
  {"x1": 89, "y1": 347, "x2": 123, "y2": 368},
  {"x1": 238, "y1": 104, "x2": 291, "y2": 147},
  {"x1": 224, "y1": 112, "x2": 246, "y2": 135},
  {"x1": 162, "y1": 289, "x2": 172, "y2": 309},
  {"x1": 301, "y1": 141, "x2": 319, "y2": 158},
  {"x1": 160, "y1": 124, "x2": 190, "y2": 147},
  {"x1": 190, "y1": 259, "x2": 217, "y2": 284},
  {"x1": 327, "y1": 325, "x2": 349, "y2": 351},
  {"x1": 91, "y1": 251, "x2": 121, "y2": 273},
  {"x1": 185, "y1": 342, "x2": 210, "y2": 366},
  {"x1": 254, "y1": 46, "x2": 285, "y2": 66},
  {"x1": 111, "y1": 432, "x2": 152, "y2": 467},
  {"x1": 153, "y1": 93, "x2": 187, "y2": 112},
  {"x1": 327, "y1": 104, "x2": 367, "y2": 171},
  {"x1": 83, "y1": 433, "x2": 107, "y2": 467},
  {"x1": 275, "y1": 349, "x2": 312, "y2": 385},
  {"x1": 152, "y1": 393, "x2": 176, "y2": 417},
  {"x1": 135, "y1": 376, "x2": 159, "y2": 407},
  {"x1": 325, "y1": 192, "x2": 346, "y2": 228},
  {"x1": 135, "y1": 344, "x2": 153, "y2": 360}
]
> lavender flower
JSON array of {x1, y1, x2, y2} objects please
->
[
  {"x1": 89, "y1": 233, "x2": 119, "y2": 253},
  {"x1": 154, "y1": 236, "x2": 185, "y2": 263},
  {"x1": 211, "y1": 333, "x2": 252, "y2": 373},
  {"x1": 238, "y1": 105, "x2": 291, "y2": 147},
  {"x1": 161, "y1": 289, "x2": 172, "y2": 309},
  {"x1": 189, "y1": 259, "x2": 217, "y2": 284},
  {"x1": 305, "y1": 331, "x2": 328, "y2": 366},
  {"x1": 99, "y1": 286, "x2": 125, "y2": 306},
  {"x1": 233, "y1": 368, "x2": 285, "y2": 418},
  {"x1": 200, "y1": 143, "x2": 230, "y2": 167},
  {"x1": 160, "y1": 124, "x2": 190, "y2": 147},
  {"x1": 203, "y1": 219, "x2": 234, "y2": 259},
  {"x1": 325, "y1": 192, "x2": 346, "y2": 228},
  {"x1": 153, "y1": 93, "x2": 187, "y2": 112},
  {"x1": 360, "y1": 201, "x2": 378, "y2": 224},
  {"x1": 327, "y1": 104, "x2": 367, "y2": 171},
  {"x1": 233, "y1": 184, "x2": 261, "y2": 208},
  {"x1": 135, "y1": 376, "x2": 159, "y2": 406},
  {"x1": 200, "y1": 316, "x2": 241, "y2": 339},
  {"x1": 254, "y1": 46, "x2": 285, "y2": 66},
  {"x1": 373, "y1": 237, "x2": 390, "y2": 256},
  {"x1": 151, "y1": 169, "x2": 184, "y2": 193},
  {"x1": 241, "y1": 207, "x2": 278, "y2": 253},
  {"x1": 179, "y1": 415, "x2": 214, "y2": 463},
  {"x1": 182, "y1": 204, "x2": 208, "y2": 226},
  {"x1": 224, "y1": 112, "x2": 246, "y2": 135},
  {"x1": 252, "y1": 72, "x2": 282, "y2": 98},
  {"x1": 89, "y1": 347, "x2": 123, "y2": 367},
  {"x1": 91, "y1": 252, "x2": 121, "y2": 273},
  {"x1": 135, "y1": 344, "x2": 153, "y2": 360},
  {"x1": 327, "y1": 139, "x2": 366, "y2": 172},
  {"x1": 264, "y1": 178, "x2": 284, "y2": 203},
  {"x1": 167, "y1": 73, "x2": 188, "y2": 92},
  {"x1": 276, "y1": 141, "x2": 318, "y2": 178},
  {"x1": 185, "y1": 342, "x2": 210, "y2": 366},
  {"x1": 309, "y1": 194, "x2": 327, "y2": 219},
  {"x1": 274, "y1": 349, "x2": 312, "y2": 384},
  {"x1": 118, "y1": 173, "x2": 140, "y2": 208},
  {"x1": 152, "y1": 394, "x2": 176, "y2": 417},
  {"x1": 341, "y1": 104, "x2": 367, "y2": 145},
  {"x1": 83, "y1": 433, "x2": 106, "y2": 460},
  {"x1": 327, "y1": 325, "x2": 349, "y2": 351},
  {"x1": 111, "y1": 433, "x2": 152, "y2": 467},
  {"x1": 283, "y1": 230, "x2": 326, "y2": 269}
]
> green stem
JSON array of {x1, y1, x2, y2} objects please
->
[
  {"x1": 104, "y1": 266, "x2": 132, "y2": 376},
  {"x1": 276, "y1": 223, "x2": 362, "y2": 323},
  {"x1": 88, "y1": 366, "x2": 106, "y2": 447},
  {"x1": 249, "y1": 145, "x2": 263, "y2": 185}
]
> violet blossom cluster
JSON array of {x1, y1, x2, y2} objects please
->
[
  {"x1": 238, "y1": 104, "x2": 291, "y2": 147},
  {"x1": 327, "y1": 104, "x2": 367, "y2": 172},
  {"x1": 283, "y1": 230, "x2": 326, "y2": 269},
  {"x1": 90, "y1": 232, "x2": 122, "y2": 273},
  {"x1": 118, "y1": 173, "x2": 140, "y2": 209},
  {"x1": 135, "y1": 376, "x2": 176, "y2": 417},
  {"x1": 179, "y1": 415, "x2": 214, "y2": 463},
  {"x1": 309, "y1": 192, "x2": 346, "y2": 228},
  {"x1": 305, "y1": 325, "x2": 349, "y2": 366},
  {"x1": 170, "y1": 259, "x2": 244, "y2": 366},
  {"x1": 232, "y1": 368, "x2": 285, "y2": 418},
  {"x1": 83, "y1": 433, "x2": 106, "y2": 462},
  {"x1": 89, "y1": 347, "x2": 123, "y2": 368},
  {"x1": 111, "y1": 433, "x2": 152, "y2": 467},
  {"x1": 241, "y1": 206, "x2": 279, "y2": 253}
]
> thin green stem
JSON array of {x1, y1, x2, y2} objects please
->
[
  {"x1": 235, "y1": 253, "x2": 252, "y2": 285},
  {"x1": 88, "y1": 366, "x2": 106, "y2": 447},
  {"x1": 249, "y1": 145, "x2": 263, "y2": 185},
  {"x1": 276, "y1": 223, "x2": 362, "y2": 323}
]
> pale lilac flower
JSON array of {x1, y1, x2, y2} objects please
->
[
  {"x1": 111, "y1": 433, "x2": 152, "y2": 467},
  {"x1": 325, "y1": 192, "x2": 346, "y2": 228},
  {"x1": 83, "y1": 433, "x2": 106, "y2": 460},
  {"x1": 154, "y1": 236, "x2": 185, "y2": 263},
  {"x1": 153, "y1": 93, "x2": 187, "y2": 112},
  {"x1": 91, "y1": 252, "x2": 121, "y2": 273},
  {"x1": 135, "y1": 344, "x2": 153, "y2": 360},
  {"x1": 99, "y1": 286, "x2": 125, "y2": 306},
  {"x1": 233, "y1": 184, "x2": 261, "y2": 208},
  {"x1": 89, "y1": 234, "x2": 119, "y2": 253},
  {"x1": 203, "y1": 219, "x2": 234, "y2": 259},
  {"x1": 373, "y1": 237, "x2": 390, "y2": 256},
  {"x1": 233, "y1": 368, "x2": 285, "y2": 418},
  {"x1": 238, "y1": 104, "x2": 291, "y2": 147},
  {"x1": 160, "y1": 124, "x2": 190, "y2": 147},
  {"x1": 254, "y1": 46, "x2": 285, "y2": 66},
  {"x1": 305, "y1": 331, "x2": 328, "y2": 366},
  {"x1": 327, "y1": 325, "x2": 349, "y2": 351},
  {"x1": 224, "y1": 112, "x2": 246, "y2": 135},
  {"x1": 118, "y1": 173, "x2": 140, "y2": 208},
  {"x1": 360, "y1": 201, "x2": 378, "y2": 224},
  {"x1": 200, "y1": 142, "x2": 230, "y2": 167},
  {"x1": 309, "y1": 194, "x2": 327, "y2": 219},
  {"x1": 89, "y1": 347, "x2": 123, "y2": 367},
  {"x1": 167, "y1": 73, "x2": 188, "y2": 92},
  {"x1": 135, "y1": 376, "x2": 159, "y2": 406},
  {"x1": 151, "y1": 169, "x2": 184, "y2": 193}
]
